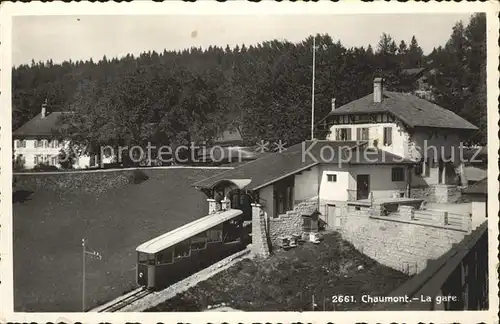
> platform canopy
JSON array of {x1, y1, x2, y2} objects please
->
[{"x1": 136, "y1": 209, "x2": 243, "y2": 254}]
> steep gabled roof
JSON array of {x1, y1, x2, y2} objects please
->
[
  {"x1": 401, "y1": 67, "x2": 426, "y2": 77},
  {"x1": 13, "y1": 112, "x2": 73, "y2": 137},
  {"x1": 214, "y1": 128, "x2": 244, "y2": 145},
  {"x1": 193, "y1": 140, "x2": 413, "y2": 191},
  {"x1": 326, "y1": 91, "x2": 478, "y2": 130}
]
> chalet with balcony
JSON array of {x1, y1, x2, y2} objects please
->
[{"x1": 318, "y1": 78, "x2": 478, "y2": 202}]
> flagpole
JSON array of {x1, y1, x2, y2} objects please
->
[
  {"x1": 311, "y1": 36, "x2": 316, "y2": 141},
  {"x1": 82, "y1": 238, "x2": 86, "y2": 312}
]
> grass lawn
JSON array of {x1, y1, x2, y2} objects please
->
[
  {"x1": 13, "y1": 168, "x2": 223, "y2": 312},
  {"x1": 146, "y1": 232, "x2": 409, "y2": 312}
]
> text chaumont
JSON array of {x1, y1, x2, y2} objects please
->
[{"x1": 361, "y1": 295, "x2": 410, "y2": 303}]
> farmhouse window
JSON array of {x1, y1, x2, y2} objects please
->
[
  {"x1": 335, "y1": 128, "x2": 352, "y2": 141},
  {"x1": 16, "y1": 140, "x2": 26, "y2": 148},
  {"x1": 391, "y1": 167, "x2": 405, "y2": 182},
  {"x1": 383, "y1": 127, "x2": 393, "y2": 146},
  {"x1": 357, "y1": 128, "x2": 369, "y2": 141},
  {"x1": 34, "y1": 154, "x2": 42, "y2": 165},
  {"x1": 274, "y1": 177, "x2": 295, "y2": 218},
  {"x1": 155, "y1": 248, "x2": 173, "y2": 265},
  {"x1": 48, "y1": 155, "x2": 57, "y2": 166},
  {"x1": 327, "y1": 174, "x2": 337, "y2": 182},
  {"x1": 173, "y1": 240, "x2": 191, "y2": 259},
  {"x1": 191, "y1": 231, "x2": 208, "y2": 251},
  {"x1": 42, "y1": 140, "x2": 49, "y2": 148}
]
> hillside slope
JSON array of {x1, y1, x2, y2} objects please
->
[{"x1": 13, "y1": 168, "x2": 224, "y2": 312}]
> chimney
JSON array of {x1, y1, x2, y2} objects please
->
[
  {"x1": 373, "y1": 78, "x2": 383, "y2": 103},
  {"x1": 331, "y1": 98, "x2": 336, "y2": 111},
  {"x1": 41, "y1": 99, "x2": 48, "y2": 118}
]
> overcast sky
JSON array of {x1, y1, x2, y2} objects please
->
[{"x1": 12, "y1": 13, "x2": 473, "y2": 67}]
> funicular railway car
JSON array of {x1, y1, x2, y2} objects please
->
[{"x1": 136, "y1": 209, "x2": 248, "y2": 290}]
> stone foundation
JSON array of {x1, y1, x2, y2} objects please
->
[
  {"x1": 251, "y1": 203, "x2": 270, "y2": 258},
  {"x1": 399, "y1": 205, "x2": 415, "y2": 220},
  {"x1": 268, "y1": 199, "x2": 319, "y2": 246},
  {"x1": 409, "y1": 186, "x2": 434, "y2": 201},
  {"x1": 434, "y1": 184, "x2": 460, "y2": 203},
  {"x1": 250, "y1": 198, "x2": 320, "y2": 257},
  {"x1": 410, "y1": 185, "x2": 459, "y2": 203},
  {"x1": 338, "y1": 210, "x2": 468, "y2": 275}
]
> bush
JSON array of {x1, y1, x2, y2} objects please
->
[
  {"x1": 129, "y1": 169, "x2": 149, "y2": 184},
  {"x1": 58, "y1": 148, "x2": 76, "y2": 170},
  {"x1": 13, "y1": 155, "x2": 26, "y2": 171},
  {"x1": 33, "y1": 163, "x2": 59, "y2": 172}
]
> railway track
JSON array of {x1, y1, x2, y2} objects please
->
[{"x1": 97, "y1": 288, "x2": 153, "y2": 312}]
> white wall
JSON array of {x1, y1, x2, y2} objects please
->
[
  {"x1": 318, "y1": 164, "x2": 351, "y2": 202},
  {"x1": 410, "y1": 129, "x2": 462, "y2": 186},
  {"x1": 349, "y1": 165, "x2": 409, "y2": 200},
  {"x1": 471, "y1": 197, "x2": 487, "y2": 229},
  {"x1": 326, "y1": 121, "x2": 408, "y2": 158},
  {"x1": 410, "y1": 130, "x2": 461, "y2": 162},
  {"x1": 259, "y1": 184, "x2": 274, "y2": 220},
  {"x1": 13, "y1": 138, "x2": 91, "y2": 169},
  {"x1": 294, "y1": 166, "x2": 319, "y2": 202}
]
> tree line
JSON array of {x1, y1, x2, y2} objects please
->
[{"x1": 12, "y1": 13, "x2": 486, "y2": 161}]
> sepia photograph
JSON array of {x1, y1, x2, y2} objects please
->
[{"x1": 1, "y1": 2, "x2": 498, "y2": 323}]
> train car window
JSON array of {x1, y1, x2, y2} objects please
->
[
  {"x1": 191, "y1": 231, "x2": 208, "y2": 251},
  {"x1": 138, "y1": 252, "x2": 148, "y2": 264},
  {"x1": 156, "y1": 247, "x2": 173, "y2": 265},
  {"x1": 207, "y1": 223, "x2": 223, "y2": 243},
  {"x1": 147, "y1": 253, "x2": 156, "y2": 265},
  {"x1": 222, "y1": 218, "x2": 242, "y2": 243},
  {"x1": 174, "y1": 240, "x2": 191, "y2": 260},
  {"x1": 207, "y1": 229, "x2": 222, "y2": 243}
]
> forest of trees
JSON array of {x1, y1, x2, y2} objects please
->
[{"x1": 12, "y1": 13, "x2": 487, "y2": 160}]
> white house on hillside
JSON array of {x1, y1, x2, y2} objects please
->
[
  {"x1": 319, "y1": 78, "x2": 478, "y2": 190},
  {"x1": 192, "y1": 78, "x2": 480, "y2": 253},
  {"x1": 12, "y1": 102, "x2": 92, "y2": 170}
]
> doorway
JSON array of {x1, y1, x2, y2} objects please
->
[
  {"x1": 326, "y1": 204, "x2": 342, "y2": 229},
  {"x1": 356, "y1": 174, "x2": 370, "y2": 200}
]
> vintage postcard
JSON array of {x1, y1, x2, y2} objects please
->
[{"x1": 0, "y1": 1, "x2": 498, "y2": 323}]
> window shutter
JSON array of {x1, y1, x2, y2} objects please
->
[
  {"x1": 387, "y1": 127, "x2": 392, "y2": 145},
  {"x1": 356, "y1": 128, "x2": 361, "y2": 140},
  {"x1": 346, "y1": 128, "x2": 352, "y2": 140},
  {"x1": 335, "y1": 129, "x2": 340, "y2": 140}
]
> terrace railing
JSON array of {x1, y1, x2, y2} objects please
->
[
  {"x1": 377, "y1": 221, "x2": 488, "y2": 310},
  {"x1": 347, "y1": 190, "x2": 357, "y2": 201},
  {"x1": 411, "y1": 209, "x2": 472, "y2": 232}
]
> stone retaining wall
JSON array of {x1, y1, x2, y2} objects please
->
[{"x1": 338, "y1": 210, "x2": 467, "y2": 275}]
